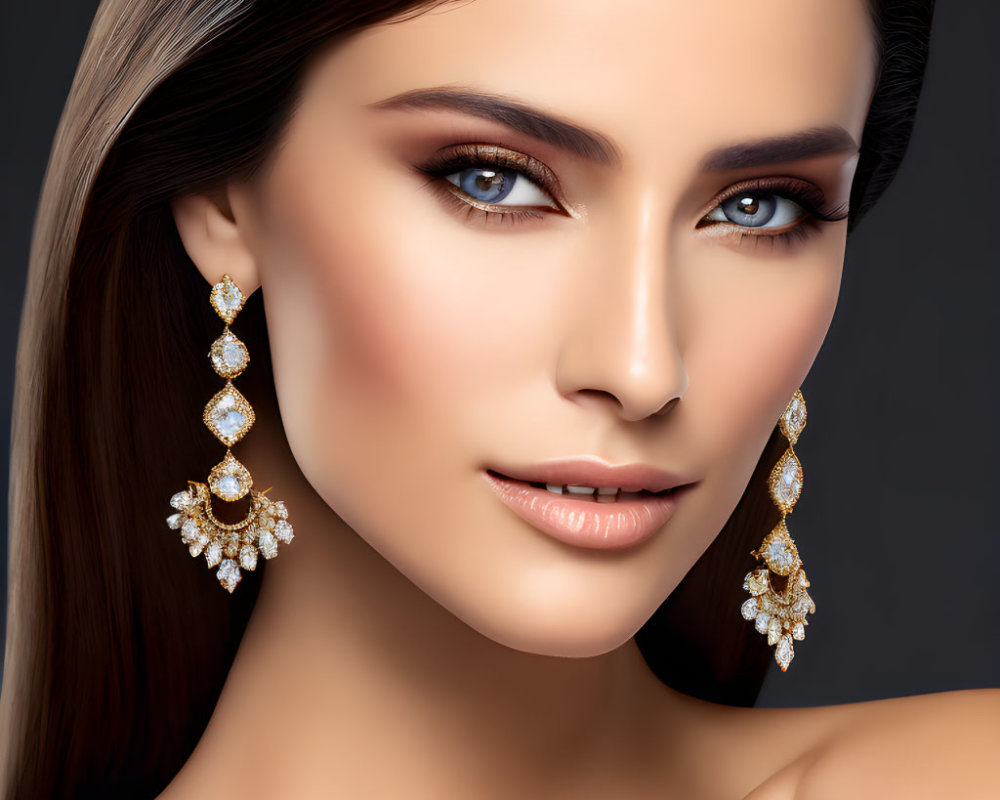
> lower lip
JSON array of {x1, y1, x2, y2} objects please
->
[{"x1": 482, "y1": 471, "x2": 686, "y2": 550}]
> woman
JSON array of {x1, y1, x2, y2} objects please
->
[{"x1": 1, "y1": 0, "x2": 996, "y2": 797}]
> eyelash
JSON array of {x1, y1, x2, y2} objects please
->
[
  {"x1": 416, "y1": 144, "x2": 557, "y2": 226},
  {"x1": 416, "y1": 145, "x2": 848, "y2": 245}
]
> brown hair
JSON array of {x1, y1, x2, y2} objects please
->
[{"x1": 0, "y1": 0, "x2": 934, "y2": 796}]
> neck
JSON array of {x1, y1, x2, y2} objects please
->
[{"x1": 178, "y1": 421, "x2": 682, "y2": 798}]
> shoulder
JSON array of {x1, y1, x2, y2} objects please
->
[{"x1": 794, "y1": 688, "x2": 1000, "y2": 800}]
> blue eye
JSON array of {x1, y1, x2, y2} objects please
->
[
  {"x1": 448, "y1": 168, "x2": 516, "y2": 203},
  {"x1": 444, "y1": 167, "x2": 557, "y2": 208},
  {"x1": 704, "y1": 192, "x2": 806, "y2": 229}
]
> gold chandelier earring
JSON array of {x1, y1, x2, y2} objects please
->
[
  {"x1": 740, "y1": 389, "x2": 815, "y2": 671},
  {"x1": 165, "y1": 274, "x2": 294, "y2": 592}
]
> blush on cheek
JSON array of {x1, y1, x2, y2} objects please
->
[{"x1": 677, "y1": 239, "x2": 842, "y2": 472}]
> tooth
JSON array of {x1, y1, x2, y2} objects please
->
[
  {"x1": 596, "y1": 494, "x2": 617, "y2": 503},
  {"x1": 596, "y1": 487, "x2": 618, "y2": 495},
  {"x1": 566, "y1": 485, "x2": 596, "y2": 495},
  {"x1": 545, "y1": 484, "x2": 564, "y2": 494}
]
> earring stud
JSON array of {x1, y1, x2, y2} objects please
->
[{"x1": 165, "y1": 274, "x2": 294, "y2": 592}]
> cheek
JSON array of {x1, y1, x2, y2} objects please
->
[
  {"x1": 254, "y1": 155, "x2": 478, "y2": 495},
  {"x1": 255, "y1": 119, "x2": 585, "y2": 485},
  {"x1": 677, "y1": 233, "x2": 844, "y2": 491},
  {"x1": 249, "y1": 126, "x2": 567, "y2": 559}
]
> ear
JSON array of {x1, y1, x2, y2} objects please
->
[{"x1": 171, "y1": 185, "x2": 261, "y2": 296}]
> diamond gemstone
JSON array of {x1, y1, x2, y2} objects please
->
[
  {"x1": 217, "y1": 476, "x2": 240, "y2": 497},
  {"x1": 793, "y1": 622, "x2": 806, "y2": 640},
  {"x1": 204, "y1": 540, "x2": 223, "y2": 568},
  {"x1": 754, "y1": 611, "x2": 771, "y2": 634},
  {"x1": 258, "y1": 529, "x2": 278, "y2": 559},
  {"x1": 758, "y1": 521, "x2": 800, "y2": 576},
  {"x1": 170, "y1": 491, "x2": 195, "y2": 510},
  {"x1": 166, "y1": 513, "x2": 183, "y2": 530},
  {"x1": 775, "y1": 634, "x2": 794, "y2": 671},
  {"x1": 241, "y1": 523, "x2": 258, "y2": 544},
  {"x1": 274, "y1": 519, "x2": 294, "y2": 544},
  {"x1": 791, "y1": 592, "x2": 816, "y2": 618},
  {"x1": 765, "y1": 538, "x2": 795, "y2": 572},
  {"x1": 209, "y1": 452, "x2": 252, "y2": 501},
  {"x1": 209, "y1": 330, "x2": 250, "y2": 378},
  {"x1": 204, "y1": 383, "x2": 254, "y2": 446},
  {"x1": 217, "y1": 558, "x2": 241, "y2": 593},
  {"x1": 181, "y1": 518, "x2": 200, "y2": 544},
  {"x1": 769, "y1": 450, "x2": 803, "y2": 512},
  {"x1": 210, "y1": 275, "x2": 245, "y2": 324},
  {"x1": 741, "y1": 598, "x2": 759, "y2": 620},
  {"x1": 239, "y1": 544, "x2": 258, "y2": 571},
  {"x1": 780, "y1": 390, "x2": 807, "y2": 445},
  {"x1": 767, "y1": 617, "x2": 782, "y2": 646}
]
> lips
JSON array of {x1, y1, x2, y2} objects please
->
[
  {"x1": 482, "y1": 458, "x2": 693, "y2": 550},
  {"x1": 487, "y1": 457, "x2": 687, "y2": 493}
]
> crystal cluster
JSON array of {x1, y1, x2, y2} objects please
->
[
  {"x1": 164, "y1": 274, "x2": 295, "y2": 593},
  {"x1": 166, "y1": 482, "x2": 294, "y2": 593},
  {"x1": 740, "y1": 389, "x2": 815, "y2": 671},
  {"x1": 741, "y1": 562, "x2": 815, "y2": 671}
]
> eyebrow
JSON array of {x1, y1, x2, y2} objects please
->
[
  {"x1": 367, "y1": 86, "x2": 622, "y2": 167},
  {"x1": 368, "y1": 87, "x2": 858, "y2": 173},
  {"x1": 698, "y1": 126, "x2": 859, "y2": 172}
]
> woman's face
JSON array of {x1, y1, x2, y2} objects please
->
[{"x1": 225, "y1": 0, "x2": 875, "y2": 656}]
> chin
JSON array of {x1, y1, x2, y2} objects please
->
[
  {"x1": 474, "y1": 613, "x2": 643, "y2": 659},
  {"x1": 434, "y1": 577, "x2": 659, "y2": 659}
]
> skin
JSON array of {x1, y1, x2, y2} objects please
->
[{"x1": 162, "y1": 0, "x2": 1000, "y2": 797}]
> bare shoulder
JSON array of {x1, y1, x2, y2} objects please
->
[{"x1": 794, "y1": 688, "x2": 1000, "y2": 800}]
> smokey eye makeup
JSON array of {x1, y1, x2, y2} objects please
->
[
  {"x1": 415, "y1": 142, "x2": 565, "y2": 226},
  {"x1": 695, "y1": 176, "x2": 850, "y2": 250},
  {"x1": 415, "y1": 142, "x2": 849, "y2": 245}
]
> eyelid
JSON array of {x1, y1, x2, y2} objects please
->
[
  {"x1": 695, "y1": 176, "x2": 846, "y2": 227},
  {"x1": 418, "y1": 143, "x2": 573, "y2": 215}
]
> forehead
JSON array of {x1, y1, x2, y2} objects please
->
[{"x1": 303, "y1": 0, "x2": 876, "y2": 168}]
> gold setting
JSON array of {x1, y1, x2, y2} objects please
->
[
  {"x1": 767, "y1": 450, "x2": 803, "y2": 515},
  {"x1": 209, "y1": 328, "x2": 249, "y2": 379},
  {"x1": 779, "y1": 388, "x2": 807, "y2": 445},
  {"x1": 209, "y1": 274, "x2": 245, "y2": 324},
  {"x1": 208, "y1": 450, "x2": 253, "y2": 501},
  {"x1": 741, "y1": 389, "x2": 816, "y2": 671},
  {"x1": 165, "y1": 274, "x2": 294, "y2": 593},
  {"x1": 203, "y1": 381, "x2": 255, "y2": 446},
  {"x1": 754, "y1": 519, "x2": 802, "y2": 577}
]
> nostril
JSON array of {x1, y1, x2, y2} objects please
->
[
  {"x1": 654, "y1": 397, "x2": 680, "y2": 416},
  {"x1": 568, "y1": 388, "x2": 627, "y2": 414}
]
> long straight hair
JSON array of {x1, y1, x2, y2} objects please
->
[{"x1": 1, "y1": 1, "x2": 933, "y2": 796}]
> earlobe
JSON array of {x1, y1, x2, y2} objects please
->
[{"x1": 170, "y1": 189, "x2": 261, "y2": 295}]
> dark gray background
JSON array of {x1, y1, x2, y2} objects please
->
[{"x1": 1, "y1": 2, "x2": 997, "y2": 707}]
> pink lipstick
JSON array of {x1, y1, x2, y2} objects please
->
[{"x1": 482, "y1": 457, "x2": 693, "y2": 550}]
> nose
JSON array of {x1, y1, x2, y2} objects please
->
[{"x1": 554, "y1": 193, "x2": 688, "y2": 423}]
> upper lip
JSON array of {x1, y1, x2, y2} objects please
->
[{"x1": 487, "y1": 456, "x2": 691, "y2": 493}]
